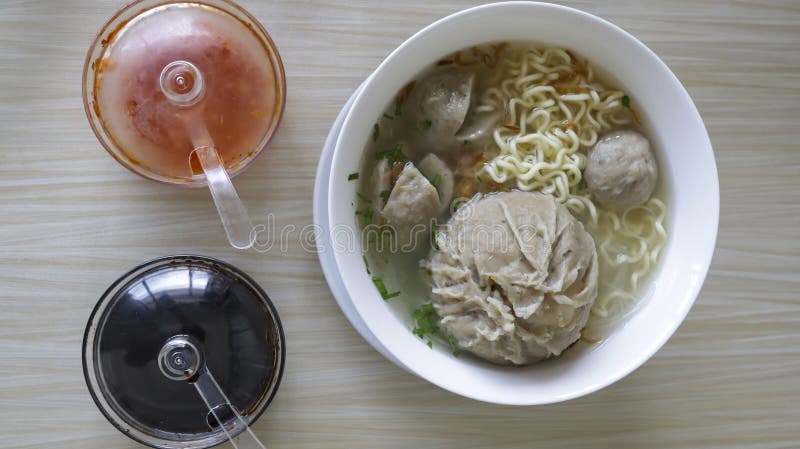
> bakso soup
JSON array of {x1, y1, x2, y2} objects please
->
[{"x1": 352, "y1": 43, "x2": 668, "y2": 366}]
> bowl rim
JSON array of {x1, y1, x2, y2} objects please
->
[
  {"x1": 325, "y1": 1, "x2": 719, "y2": 405},
  {"x1": 313, "y1": 81, "x2": 408, "y2": 367}
]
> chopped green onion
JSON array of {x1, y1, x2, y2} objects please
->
[
  {"x1": 357, "y1": 192, "x2": 372, "y2": 204},
  {"x1": 447, "y1": 334, "x2": 460, "y2": 357},
  {"x1": 362, "y1": 254, "x2": 370, "y2": 274},
  {"x1": 412, "y1": 303, "x2": 439, "y2": 347},
  {"x1": 463, "y1": 139, "x2": 472, "y2": 145},
  {"x1": 383, "y1": 113, "x2": 394, "y2": 120},
  {"x1": 348, "y1": 172, "x2": 359, "y2": 181},
  {"x1": 622, "y1": 95, "x2": 630, "y2": 108},
  {"x1": 379, "y1": 189, "x2": 391, "y2": 202},
  {"x1": 376, "y1": 144, "x2": 406, "y2": 164},
  {"x1": 476, "y1": 175, "x2": 482, "y2": 183},
  {"x1": 372, "y1": 123, "x2": 380, "y2": 142},
  {"x1": 431, "y1": 173, "x2": 441, "y2": 188},
  {"x1": 452, "y1": 198, "x2": 464, "y2": 210},
  {"x1": 355, "y1": 207, "x2": 374, "y2": 225},
  {"x1": 372, "y1": 275, "x2": 400, "y2": 300},
  {"x1": 418, "y1": 119, "x2": 433, "y2": 130}
]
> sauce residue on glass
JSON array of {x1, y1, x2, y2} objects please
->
[{"x1": 94, "y1": 3, "x2": 279, "y2": 180}]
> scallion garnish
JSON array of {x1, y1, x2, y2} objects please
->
[
  {"x1": 431, "y1": 173, "x2": 441, "y2": 188},
  {"x1": 363, "y1": 208, "x2": 373, "y2": 225},
  {"x1": 376, "y1": 144, "x2": 406, "y2": 164},
  {"x1": 447, "y1": 334, "x2": 460, "y2": 357},
  {"x1": 357, "y1": 192, "x2": 372, "y2": 204},
  {"x1": 372, "y1": 275, "x2": 400, "y2": 300},
  {"x1": 355, "y1": 207, "x2": 374, "y2": 225},
  {"x1": 463, "y1": 139, "x2": 472, "y2": 145},
  {"x1": 431, "y1": 225, "x2": 440, "y2": 250},
  {"x1": 452, "y1": 198, "x2": 464, "y2": 210},
  {"x1": 383, "y1": 113, "x2": 394, "y2": 120},
  {"x1": 418, "y1": 119, "x2": 433, "y2": 130},
  {"x1": 372, "y1": 123, "x2": 380, "y2": 142},
  {"x1": 379, "y1": 189, "x2": 391, "y2": 202},
  {"x1": 348, "y1": 172, "x2": 359, "y2": 181},
  {"x1": 411, "y1": 303, "x2": 439, "y2": 348},
  {"x1": 622, "y1": 95, "x2": 630, "y2": 108},
  {"x1": 362, "y1": 254, "x2": 370, "y2": 274}
]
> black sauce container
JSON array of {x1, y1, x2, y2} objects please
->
[{"x1": 83, "y1": 255, "x2": 285, "y2": 448}]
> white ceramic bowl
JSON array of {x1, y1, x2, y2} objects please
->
[{"x1": 322, "y1": 1, "x2": 718, "y2": 405}]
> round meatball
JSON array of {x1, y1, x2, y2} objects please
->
[
  {"x1": 425, "y1": 192, "x2": 598, "y2": 365},
  {"x1": 585, "y1": 130, "x2": 658, "y2": 208}
]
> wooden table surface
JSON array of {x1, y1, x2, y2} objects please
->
[{"x1": 1, "y1": 1, "x2": 799, "y2": 448}]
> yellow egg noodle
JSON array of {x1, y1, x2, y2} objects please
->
[{"x1": 477, "y1": 46, "x2": 667, "y2": 322}]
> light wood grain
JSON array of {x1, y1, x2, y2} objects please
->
[{"x1": 1, "y1": 0, "x2": 799, "y2": 448}]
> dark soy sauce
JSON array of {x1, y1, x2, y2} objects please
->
[{"x1": 96, "y1": 263, "x2": 280, "y2": 434}]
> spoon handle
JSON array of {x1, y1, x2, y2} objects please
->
[
  {"x1": 193, "y1": 365, "x2": 267, "y2": 449},
  {"x1": 192, "y1": 145, "x2": 254, "y2": 249}
]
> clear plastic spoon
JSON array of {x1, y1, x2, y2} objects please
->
[
  {"x1": 160, "y1": 60, "x2": 254, "y2": 249},
  {"x1": 159, "y1": 335, "x2": 267, "y2": 449}
]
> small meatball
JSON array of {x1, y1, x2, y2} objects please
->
[
  {"x1": 417, "y1": 153, "x2": 454, "y2": 215},
  {"x1": 585, "y1": 130, "x2": 658, "y2": 208},
  {"x1": 382, "y1": 162, "x2": 441, "y2": 248}
]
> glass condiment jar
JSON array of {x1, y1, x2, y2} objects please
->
[
  {"x1": 83, "y1": 0, "x2": 285, "y2": 184},
  {"x1": 83, "y1": 0, "x2": 286, "y2": 248},
  {"x1": 83, "y1": 255, "x2": 285, "y2": 448}
]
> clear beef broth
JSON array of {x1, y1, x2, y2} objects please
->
[{"x1": 96, "y1": 267, "x2": 278, "y2": 433}]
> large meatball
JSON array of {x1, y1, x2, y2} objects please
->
[
  {"x1": 585, "y1": 130, "x2": 658, "y2": 208},
  {"x1": 425, "y1": 192, "x2": 598, "y2": 365}
]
